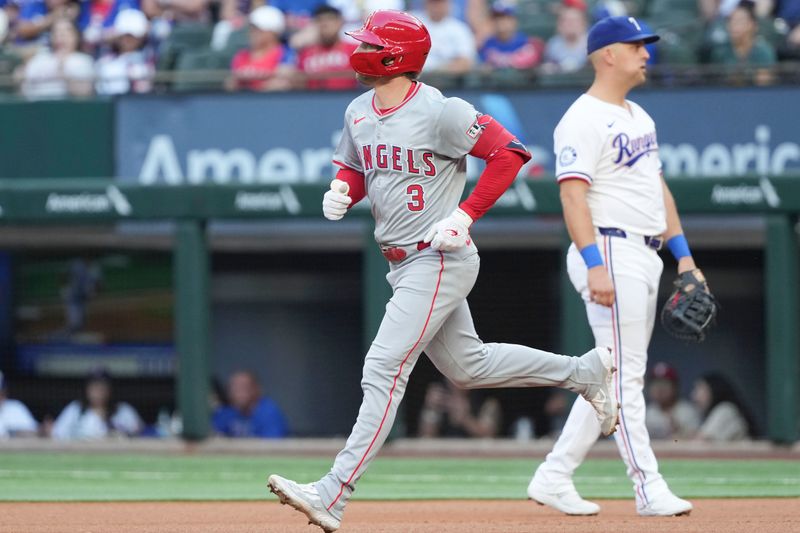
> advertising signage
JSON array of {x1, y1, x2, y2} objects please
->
[{"x1": 116, "y1": 87, "x2": 800, "y2": 185}]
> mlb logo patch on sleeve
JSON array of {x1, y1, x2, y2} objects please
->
[
  {"x1": 559, "y1": 146, "x2": 578, "y2": 166},
  {"x1": 466, "y1": 114, "x2": 490, "y2": 139}
]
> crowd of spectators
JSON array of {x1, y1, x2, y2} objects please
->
[
  {"x1": 645, "y1": 362, "x2": 756, "y2": 442},
  {"x1": 418, "y1": 379, "x2": 502, "y2": 438},
  {"x1": 0, "y1": 0, "x2": 798, "y2": 96},
  {"x1": 0, "y1": 367, "x2": 289, "y2": 440},
  {"x1": 0, "y1": 362, "x2": 757, "y2": 441}
]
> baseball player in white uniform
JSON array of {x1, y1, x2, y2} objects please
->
[
  {"x1": 268, "y1": 10, "x2": 619, "y2": 532},
  {"x1": 527, "y1": 16, "x2": 703, "y2": 517}
]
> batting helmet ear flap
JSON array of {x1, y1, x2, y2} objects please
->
[{"x1": 346, "y1": 10, "x2": 431, "y2": 77}]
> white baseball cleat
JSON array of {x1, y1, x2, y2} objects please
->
[
  {"x1": 580, "y1": 346, "x2": 620, "y2": 437},
  {"x1": 527, "y1": 479, "x2": 600, "y2": 515},
  {"x1": 268, "y1": 474, "x2": 342, "y2": 532},
  {"x1": 637, "y1": 493, "x2": 693, "y2": 516}
]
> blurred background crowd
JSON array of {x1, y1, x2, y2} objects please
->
[
  {"x1": 0, "y1": 361, "x2": 757, "y2": 442},
  {"x1": 0, "y1": 0, "x2": 799, "y2": 97}
]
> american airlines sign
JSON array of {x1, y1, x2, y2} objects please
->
[
  {"x1": 45, "y1": 186, "x2": 133, "y2": 215},
  {"x1": 116, "y1": 88, "x2": 800, "y2": 185}
]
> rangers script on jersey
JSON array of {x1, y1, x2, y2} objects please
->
[{"x1": 554, "y1": 94, "x2": 667, "y2": 237}]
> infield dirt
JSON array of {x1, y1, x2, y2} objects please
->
[{"x1": 1, "y1": 498, "x2": 796, "y2": 533}]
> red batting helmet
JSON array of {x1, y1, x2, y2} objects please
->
[{"x1": 346, "y1": 10, "x2": 432, "y2": 77}]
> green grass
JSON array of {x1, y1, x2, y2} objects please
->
[{"x1": 0, "y1": 453, "x2": 797, "y2": 502}]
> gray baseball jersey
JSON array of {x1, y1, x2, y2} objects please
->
[
  {"x1": 311, "y1": 82, "x2": 609, "y2": 523},
  {"x1": 333, "y1": 82, "x2": 483, "y2": 246}
]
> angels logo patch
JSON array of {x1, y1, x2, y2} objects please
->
[{"x1": 559, "y1": 146, "x2": 578, "y2": 166}]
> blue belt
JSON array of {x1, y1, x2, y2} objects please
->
[{"x1": 598, "y1": 227, "x2": 663, "y2": 251}]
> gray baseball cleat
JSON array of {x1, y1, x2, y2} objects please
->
[
  {"x1": 580, "y1": 346, "x2": 619, "y2": 437},
  {"x1": 268, "y1": 474, "x2": 342, "y2": 532}
]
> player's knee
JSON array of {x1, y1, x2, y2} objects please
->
[{"x1": 448, "y1": 372, "x2": 479, "y2": 389}]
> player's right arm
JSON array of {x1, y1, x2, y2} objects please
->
[
  {"x1": 560, "y1": 180, "x2": 615, "y2": 307},
  {"x1": 325, "y1": 108, "x2": 368, "y2": 221},
  {"x1": 554, "y1": 111, "x2": 614, "y2": 307},
  {"x1": 323, "y1": 165, "x2": 367, "y2": 221}
]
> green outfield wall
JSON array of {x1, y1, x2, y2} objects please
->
[
  {"x1": 0, "y1": 100, "x2": 113, "y2": 179},
  {"x1": 0, "y1": 178, "x2": 797, "y2": 443}
]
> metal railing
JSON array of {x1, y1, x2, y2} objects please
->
[{"x1": 1, "y1": 62, "x2": 799, "y2": 98}]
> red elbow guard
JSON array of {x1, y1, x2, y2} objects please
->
[{"x1": 468, "y1": 115, "x2": 531, "y2": 163}]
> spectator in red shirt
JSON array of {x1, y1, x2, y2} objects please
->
[
  {"x1": 296, "y1": 4, "x2": 357, "y2": 90},
  {"x1": 478, "y1": 2, "x2": 544, "y2": 70},
  {"x1": 228, "y1": 5, "x2": 294, "y2": 91}
]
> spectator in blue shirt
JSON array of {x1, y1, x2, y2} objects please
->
[
  {"x1": 16, "y1": 0, "x2": 85, "y2": 46},
  {"x1": 212, "y1": 370, "x2": 288, "y2": 438},
  {"x1": 269, "y1": 0, "x2": 325, "y2": 35},
  {"x1": 479, "y1": 2, "x2": 544, "y2": 70},
  {"x1": 776, "y1": 0, "x2": 800, "y2": 28}
]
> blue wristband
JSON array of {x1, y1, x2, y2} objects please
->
[
  {"x1": 579, "y1": 244, "x2": 604, "y2": 269},
  {"x1": 667, "y1": 234, "x2": 692, "y2": 260}
]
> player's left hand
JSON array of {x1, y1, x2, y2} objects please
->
[
  {"x1": 423, "y1": 208, "x2": 473, "y2": 252},
  {"x1": 660, "y1": 268, "x2": 717, "y2": 342}
]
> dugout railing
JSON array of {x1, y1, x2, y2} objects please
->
[{"x1": 0, "y1": 176, "x2": 797, "y2": 443}]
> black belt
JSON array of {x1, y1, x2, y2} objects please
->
[{"x1": 598, "y1": 227, "x2": 663, "y2": 251}]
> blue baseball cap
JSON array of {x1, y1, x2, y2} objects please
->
[
  {"x1": 587, "y1": 16, "x2": 659, "y2": 55},
  {"x1": 491, "y1": 1, "x2": 516, "y2": 16}
]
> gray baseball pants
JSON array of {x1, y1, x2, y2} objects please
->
[{"x1": 316, "y1": 243, "x2": 596, "y2": 516}]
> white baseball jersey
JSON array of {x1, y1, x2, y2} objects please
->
[
  {"x1": 0, "y1": 398, "x2": 38, "y2": 437},
  {"x1": 333, "y1": 82, "x2": 482, "y2": 246},
  {"x1": 554, "y1": 94, "x2": 666, "y2": 236}
]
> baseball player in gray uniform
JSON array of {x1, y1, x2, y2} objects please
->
[
  {"x1": 527, "y1": 16, "x2": 701, "y2": 518},
  {"x1": 268, "y1": 10, "x2": 619, "y2": 532}
]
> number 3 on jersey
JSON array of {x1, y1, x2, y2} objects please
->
[{"x1": 406, "y1": 184, "x2": 425, "y2": 212}]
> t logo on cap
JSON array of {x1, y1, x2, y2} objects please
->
[{"x1": 587, "y1": 16, "x2": 660, "y2": 55}]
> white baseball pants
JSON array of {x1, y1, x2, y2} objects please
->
[{"x1": 534, "y1": 234, "x2": 676, "y2": 507}]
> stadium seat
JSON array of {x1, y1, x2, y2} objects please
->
[
  {"x1": 173, "y1": 48, "x2": 229, "y2": 92},
  {"x1": 585, "y1": 0, "x2": 649, "y2": 17},
  {"x1": 516, "y1": 0, "x2": 558, "y2": 39},
  {"x1": 536, "y1": 68, "x2": 592, "y2": 88},
  {"x1": 157, "y1": 23, "x2": 215, "y2": 72},
  {"x1": 758, "y1": 16, "x2": 789, "y2": 49},
  {"x1": 223, "y1": 28, "x2": 250, "y2": 56},
  {"x1": 464, "y1": 68, "x2": 533, "y2": 89},
  {"x1": 0, "y1": 50, "x2": 21, "y2": 93},
  {"x1": 211, "y1": 28, "x2": 250, "y2": 67},
  {"x1": 658, "y1": 40, "x2": 698, "y2": 65},
  {"x1": 645, "y1": 0, "x2": 700, "y2": 34}
]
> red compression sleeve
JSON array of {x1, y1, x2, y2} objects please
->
[
  {"x1": 334, "y1": 166, "x2": 366, "y2": 207},
  {"x1": 460, "y1": 116, "x2": 532, "y2": 221}
]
